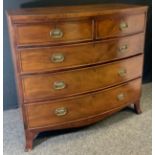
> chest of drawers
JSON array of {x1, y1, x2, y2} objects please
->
[{"x1": 7, "y1": 4, "x2": 148, "y2": 151}]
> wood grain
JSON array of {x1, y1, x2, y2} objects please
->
[
  {"x1": 19, "y1": 33, "x2": 144, "y2": 74},
  {"x1": 15, "y1": 20, "x2": 93, "y2": 46},
  {"x1": 96, "y1": 13, "x2": 145, "y2": 39},
  {"x1": 7, "y1": 4, "x2": 148, "y2": 23},
  {"x1": 22, "y1": 55, "x2": 143, "y2": 102},
  {"x1": 25, "y1": 78, "x2": 141, "y2": 128}
]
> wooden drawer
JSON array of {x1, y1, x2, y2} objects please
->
[
  {"x1": 15, "y1": 20, "x2": 93, "y2": 46},
  {"x1": 19, "y1": 33, "x2": 144, "y2": 74},
  {"x1": 25, "y1": 79, "x2": 141, "y2": 128},
  {"x1": 22, "y1": 55, "x2": 143, "y2": 102},
  {"x1": 96, "y1": 13, "x2": 145, "y2": 39}
]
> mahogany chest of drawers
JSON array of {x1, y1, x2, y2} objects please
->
[{"x1": 7, "y1": 4, "x2": 148, "y2": 151}]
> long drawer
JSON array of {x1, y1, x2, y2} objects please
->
[
  {"x1": 25, "y1": 79, "x2": 141, "y2": 128},
  {"x1": 19, "y1": 33, "x2": 144, "y2": 74},
  {"x1": 22, "y1": 55, "x2": 143, "y2": 102}
]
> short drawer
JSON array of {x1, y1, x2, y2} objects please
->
[
  {"x1": 19, "y1": 33, "x2": 144, "y2": 74},
  {"x1": 25, "y1": 79, "x2": 141, "y2": 128},
  {"x1": 96, "y1": 13, "x2": 145, "y2": 39},
  {"x1": 15, "y1": 20, "x2": 93, "y2": 46},
  {"x1": 22, "y1": 55, "x2": 143, "y2": 102}
]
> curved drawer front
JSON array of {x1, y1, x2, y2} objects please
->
[
  {"x1": 19, "y1": 33, "x2": 144, "y2": 73},
  {"x1": 22, "y1": 55, "x2": 143, "y2": 102},
  {"x1": 25, "y1": 79, "x2": 141, "y2": 128},
  {"x1": 96, "y1": 13, "x2": 145, "y2": 39},
  {"x1": 15, "y1": 20, "x2": 93, "y2": 46}
]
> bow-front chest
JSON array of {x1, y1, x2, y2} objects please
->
[{"x1": 7, "y1": 4, "x2": 148, "y2": 151}]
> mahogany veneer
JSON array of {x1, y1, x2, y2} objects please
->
[
  {"x1": 19, "y1": 33, "x2": 144, "y2": 74},
  {"x1": 22, "y1": 55, "x2": 143, "y2": 102},
  {"x1": 7, "y1": 4, "x2": 148, "y2": 151}
]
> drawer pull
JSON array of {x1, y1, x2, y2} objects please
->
[
  {"x1": 54, "y1": 107, "x2": 68, "y2": 116},
  {"x1": 53, "y1": 81, "x2": 66, "y2": 90},
  {"x1": 51, "y1": 53, "x2": 65, "y2": 63},
  {"x1": 50, "y1": 28, "x2": 63, "y2": 39},
  {"x1": 119, "y1": 44, "x2": 128, "y2": 52},
  {"x1": 120, "y1": 22, "x2": 128, "y2": 30},
  {"x1": 117, "y1": 93, "x2": 125, "y2": 101},
  {"x1": 118, "y1": 68, "x2": 127, "y2": 77}
]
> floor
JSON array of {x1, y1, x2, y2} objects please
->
[{"x1": 4, "y1": 83, "x2": 152, "y2": 155}]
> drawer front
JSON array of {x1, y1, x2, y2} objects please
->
[
  {"x1": 19, "y1": 33, "x2": 144, "y2": 73},
  {"x1": 15, "y1": 20, "x2": 93, "y2": 46},
  {"x1": 96, "y1": 13, "x2": 145, "y2": 39},
  {"x1": 22, "y1": 55, "x2": 143, "y2": 102},
  {"x1": 25, "y1": 79, "x2": 141, "y2": 128}
]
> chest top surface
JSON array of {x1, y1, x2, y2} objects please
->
[{"x1": 7, "y1": 4, "x2": 148, "y2": 23}]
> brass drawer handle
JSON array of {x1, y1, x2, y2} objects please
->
[
  {"x1": 117, "y1": 93, "x2": 125, "y2": 101},
  {"x1": 120, "y1": 22, "x2": 128, "y2": 30},
  {"x1": 54, "y1": 107, "x2": 68, "y2": 116},
  {"x1": 119, "y1": 44, "x2": 128, "y2": 53},
  {"x1": 51, "y1": 53, "x2": 65, "y2": 63},
  {"x1": 53, "y1": 81, "x2": 66, "y2": 90},
  {"x1": 50, "y1": 28, "x2": 63, "y2": 39},
  {"x1": 118, "y1": 68, "x2": 127, "y2": 77}
]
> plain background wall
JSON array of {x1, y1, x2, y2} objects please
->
[
  {"x1": 3, "y1": 0, "x2": 152, "y2": 110},
  {"x1": 3, "y1": 0, "x2": 29, "y2": 110}
]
